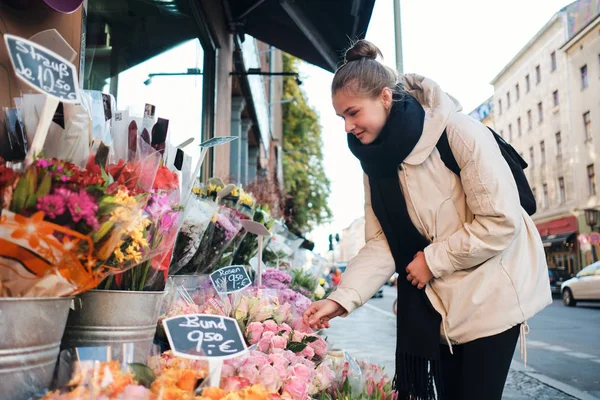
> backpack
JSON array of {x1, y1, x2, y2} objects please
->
[{"x1": 436, "y1": 126, "x2": 537, "y2": 216}]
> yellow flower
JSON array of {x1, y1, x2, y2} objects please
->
[
  {"x1": 192, "y1": 187, "x2": 202, "y2": 195},
  {"x1": 207, "y1": 183, "x2": 223, "y2": 194},
  {"x1": 114, "y1": 246, "x2": 125, "y2": 263},
  {"x1": 239, "y1": 192, "x2": 254, "y2": 207},
  {"x1": 231, "y1": 186, "x2": 240, "y2": 197},
  {"x1": 110, "y1": 207, "x2": 132, "y2": 223},
  {"x1": 125, "y1": 246, "x2": 142, "y2": 264},
  {"x1": 113, "y1": 190, "x2": 137, "y2": 207}
]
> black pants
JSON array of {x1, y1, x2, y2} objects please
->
[{"x1": 439, "y1": 324, "x2": 520, "y2": 400}]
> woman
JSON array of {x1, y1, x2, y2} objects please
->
[{"x1": 303, "y1": 40, "x2": 551, "y2": 400}]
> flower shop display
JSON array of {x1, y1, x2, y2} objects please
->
[{"x1": 0, "y1": 156, "x2": 159, "y2": 297}]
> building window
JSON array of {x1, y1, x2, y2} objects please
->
[
  {"x1": 526, "y1": 74, "x2": 531, "y2": 92},
  {"x1": 507, "y1": 92, "x2": 511, "y2": 109},
  {"x1": 529, "y1": 146, "x2": 535, "y2": 168},
  {"x1": 551, "y1": 51, "x2": 557, "y2": 71},
  {"x1": 540, "y1": 140, "x2": 545, "y2": 164},
  {"x1": 556, "y1": 132, "x2": 562, "y2": 156},
  {"x1": 553, "y1": 90, "x2": 559, "y2": 107},
  {"x1": 515, "y1": 83, "x2": 520, "y2": 101},
  {"x1": 558, "y1": 177, "x2": 565, "y2": 203},
  {"x1": 527, "y1": 110, "x2": 532, "y2": 130},
  {"x1": 584, "y1": 111, "x2": 592, "y2": 140},
  {"x1": 517, "y1": 117, "x2": 522, "y2": 136},
  {"x1": 581, "y1": 65, "x2": 588, "y2": 89},
  {"x1": 536, "y1": 65, "x2": 541, "y2": 84},
  {"x1": 498, "y1": 99, "x2": 502, "y2": 115},
  {"x1": 542, "y1": 183, "x2": 548, "y2": 208},
  {"x1": 537, "y1": 102, "x2": 543, "y2": 123},
  {"x1": 508, "y1": 123, "x2": 513, "y2": 142},
  {"x1": 588, "y1": 164, "x2": 596, "y2": 196}
]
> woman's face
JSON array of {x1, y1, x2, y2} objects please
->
[{"x1": 333, "y1": 87, "x2": 392, "y2": 145}]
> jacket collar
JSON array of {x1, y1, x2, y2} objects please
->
[{"x1": 400, "y1": 74, "x2": 463, "y2": 165}]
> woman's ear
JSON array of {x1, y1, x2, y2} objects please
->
[{"x1": 381, "y1": 87, "x2": 393, "y2": 110}]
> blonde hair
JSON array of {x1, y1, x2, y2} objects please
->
[{"x1": 332, "y1": 40, "x2": 402, "y2": 98}]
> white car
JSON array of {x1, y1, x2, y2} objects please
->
[{"x1": 561, "y1": 262, "x2": 600, "y2": 306}]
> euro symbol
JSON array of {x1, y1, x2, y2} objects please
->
[{"x1": 219, "y1": 340, "x2": 237, "y2": 353}]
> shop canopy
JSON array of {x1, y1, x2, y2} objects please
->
[
  {"x1": 226, "y1": 0, "x2": 377, "y2": 72},
  {"x1": 541, "y1": 232, "x2": 577, "y2": 248}
]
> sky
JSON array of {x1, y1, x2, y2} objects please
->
[{"x1": 304, "y1": 0, "x2": 575, "y2": 255}]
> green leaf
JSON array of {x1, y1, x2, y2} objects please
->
[
  {"x1": 23, "y1": 168, "x2": 39, "y2": 209},
  {"x1": 35, "y1": 172, "x2": 52, "y2": 199},
  {"x1": 92, "y1": 220, "x2": 115, "y2": 242},
  {"x1": 11, "y1": 176, "x2": 29, "y2": 212},
  {"x1": 128, "y1": 363, "x2": 156, "y2": 388},
  {"x1": 302, "y1": 335, "x2": 318, "y2": 344},
  {"x1": 286, "y1": 341, "x2": 307, "y2": 353}
]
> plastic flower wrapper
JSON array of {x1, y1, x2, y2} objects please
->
[
  {"x1": 179, "y1": 204, "x2": 244, "y2": 275},
  {"x1": 169, "y1": 193, "x2": 219, "y2": 273},
  {"x1": 101, "y1": 169, "x2": 183, "y2": 292},
  {"x1": 220, "y1": 349, "x2": 334, "y2": 400},
  {"x1": 318, "y1": 355, "x2": 397, "y2": 400},
  {"x1": 230, "y1": 287, "x2": 293, "y2": 333},
  {"x1": 244, "y1": 320, "x2": 328, "y2": 364},
  {"x1": 216, "y1": 205, "x2": 252, "y2": 269},
  {"x1": 233, "y1": 204, "x2": 275, "y2": 266},
  {"x1": 0, "y1": 154, "x2": 162, "y2": 297}
]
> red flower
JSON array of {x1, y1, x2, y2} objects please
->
[{"x1": 153, "y1": 166, "x2": 178, "y2": 191}]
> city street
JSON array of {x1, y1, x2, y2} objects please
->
[{"x1": 325, "y1": 285, "x2": 600, "y2": 400}]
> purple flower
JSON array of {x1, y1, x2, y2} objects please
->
[
  {"x1": 215, "y1": 213, "x2": 239, "y2": 242},
  {"x1": 65, "y1": 190, "x2": 99, "y2": 229},
  {"x1": 145, "y1": 193, "x2": 172, "y2": 220},
  {"x1": 37, "y1": 194, "x2": 66, "y2": 219},
  {"x1": 159, "y1": 210, "x2": 179, "y2": 233},
  {"x1": 35, "y1": 159, "x2": 51, "y2": 168}
]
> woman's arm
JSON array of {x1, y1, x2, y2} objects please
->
[
  {"x1": 424, "y1": 114, "x2": 523, "y2": 279},
  {"x1": 328, "y1": 174, "x2": 396, "y2": 314}
]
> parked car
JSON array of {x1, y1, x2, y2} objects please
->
[
  {"x1": 548, "y1": 268, "x2": 571, "y2": 297},
  {"x1": 561, "y1": 262, "x2": 600, "y2": 307}
]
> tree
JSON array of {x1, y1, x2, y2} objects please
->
[{"x1": 282, "y1": 54, "x2": 332, "y2": 234}]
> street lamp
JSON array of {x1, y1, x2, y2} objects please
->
[
  {"x1": 143, "y1": 68, "x2": 203, "y2": 86},
  {"x1": 584, "y1": 208, "x2": 600, "y2": 262}
]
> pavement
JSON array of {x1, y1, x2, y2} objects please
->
[{"x1": 323, "y1": 294, "x2": 598, "y2": 400}]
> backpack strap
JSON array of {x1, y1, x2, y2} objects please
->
[{"x1": 436, "y1": 129, "x2": 461, "y2": 176}]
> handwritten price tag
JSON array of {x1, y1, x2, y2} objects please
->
[
  {"x1": 162, "y1": 315, "x2": 247, "y2": 360},
  {"x1": 210, "y1": 265, "x2": 252, "y2": 294},
  {"x1": 4, "y1": 34, "x2": 80, "y2": 103}
]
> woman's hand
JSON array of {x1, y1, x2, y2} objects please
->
[
  {"x1": 303, "y1": 299, "x2": 346, "y2": 330},
  {"x1": 406, "y1": 251, "x2": 433, "y2": 289}
]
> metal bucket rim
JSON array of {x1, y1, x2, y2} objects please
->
[
  {"x1": 86, "y1": 290, "x2": 166, "y2": 295},
  {"x1": 0, "y1": 296, "x2": 74, "y2": 302}
]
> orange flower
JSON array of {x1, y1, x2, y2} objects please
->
[{"x1": 11, "y1": 212, "x2": 54, "y2": 249}]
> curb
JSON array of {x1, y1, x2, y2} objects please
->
[{"x1": 510, "y1": 360, "x2": 599, "y2": 400}]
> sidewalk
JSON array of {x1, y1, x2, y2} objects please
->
[{"x1": 324, "y1": 303, "x2": 587, "y2": 400}]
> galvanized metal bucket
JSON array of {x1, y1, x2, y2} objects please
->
[
  {"x1": 61, "y1": 290, "x2": 165, "y2": 363},
  {"x1": 0, "y1": 296, "x2": 72, "y2": 400}
]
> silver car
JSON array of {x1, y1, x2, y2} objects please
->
[{"x1": 561, "y1": 262, "x2": 600, "y2": 307}]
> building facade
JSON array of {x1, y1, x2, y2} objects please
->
[
  {"x1": 338, "y1": 217, "x2": 366, "y2": 263},
  {"x1": 490, "y1": 0, "x2": 600, "y2": 272}
]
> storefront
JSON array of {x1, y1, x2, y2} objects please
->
[{"x1": 536, "y1": 216, "x2": 579, "y2": 274}]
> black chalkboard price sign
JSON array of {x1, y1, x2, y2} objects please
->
[
  {"x1": 210, "y1": 265, "x2": 252, "y2": 294},
  {"x1": 162, "y1": 315, "x2": 247, "y2": 360},
  {"x1": 3, "y1": 34, "x2": 80, "y2": 103}
]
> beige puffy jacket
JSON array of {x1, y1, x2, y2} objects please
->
[{"x1": 328, "y1": 74, "x2": 552, "y2": 347}]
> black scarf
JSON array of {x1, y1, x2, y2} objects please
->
[{"x1": 348, "y1": 93, "x2": 443, "y2": 400}]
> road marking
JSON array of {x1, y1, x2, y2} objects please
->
[
  {"x1": 528, "y1": 340, "x2": 550, "y2": 347},
  {"x1": 362, "y1": 302, "x2": 396, "y2": 319},
  {"x1": 545, "y1": 345, "x2": 570, "y2": 352},
  {"x1": 568, "y1": 352, "x2": 596, "y2": 360}
]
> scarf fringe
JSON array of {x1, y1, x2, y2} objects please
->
[{"x1": 393, "y1": 352, "x2": 442, "y2": 400}]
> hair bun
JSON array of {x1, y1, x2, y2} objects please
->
[{"x1": 344, "y1": 40, "x2": 383, "y2": 63}]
